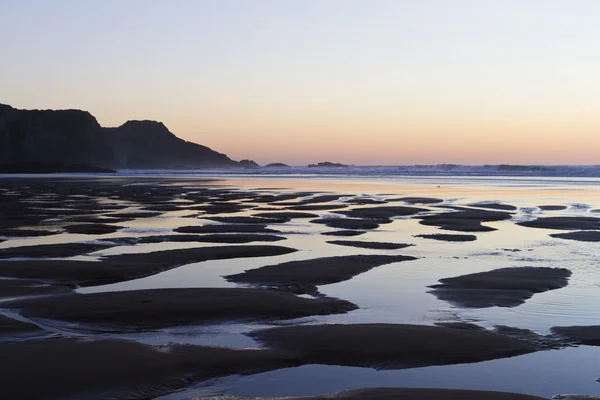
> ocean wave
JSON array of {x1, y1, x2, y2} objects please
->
[{"x1": 119, "y1": 164, "x2": 600, "y2": 178}]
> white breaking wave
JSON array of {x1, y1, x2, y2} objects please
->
[{"x1": 118, "y1": 164, "x2": 600, "y2": 178}]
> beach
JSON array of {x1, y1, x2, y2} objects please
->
[{"x1": 1, "y1": 173, "x2": 600, "y2": 399}]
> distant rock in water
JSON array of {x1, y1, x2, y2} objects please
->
[
  {"x1": 308, "y1": 162, "x2": 348, "y2": 168},
  {"x1": 264, "y1": 163, "x2": 290, "y2": 168},
  {"x1": 238, "y1": 159, "x2": 261, "y2": 169},
  {"x1": 0, "y1": 162, "x2": 115, "y2": 173},
  {"x1": 0, "y1": 103, "x2": 241, "y2": 169}
]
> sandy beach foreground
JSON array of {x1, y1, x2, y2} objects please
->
[{"x1": 1, "y1": 176, "x2": 600, "y2": 399}]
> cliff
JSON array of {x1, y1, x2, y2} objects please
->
[
  {"x1": 104, "y1": 120, "x2": 235, "y2": 169},
  {"x1": 0, "y1": 104, "x2": 239, "y2": 169}
]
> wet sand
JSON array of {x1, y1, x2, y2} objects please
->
[
  {"x1": 8, "y1": 288, "x2": 357, "y2": 330},
  {"x1": 326, "y1": 240, "x2": 413, "y2": 250},
  {"x1": 414, "y1": 233, "x2": 477, "y2": 242},
  {"x1": 428, "y1": 267, "x2": 572, "y2": 308},
  {"x1": 0, "y1": 338, "x2": 297, "y2": 400},
  {"x1": 2, "y1": 176, "x2": 600, "y2": 399},
  {"x1": 0, "y1": 245, "x2": 296, "y2": 290},
  {"x1": 0, "y1": 314, "x2": 42, "y2": 335},
  {"x1": 551, "y1": 326, "x2": 600, "y2": 345},
  {"x1": 418, "y1": 209, "x2": 512, "y2": 232},
  {"x1": 226, "y1": 255, "x2": 416, "y2": 294},
  {"x1": 249, "y1": 323, "x2": 538, "y2": 369},
  {"x1": 221, "y1": 387, "x2": 546, "y2": 400}
]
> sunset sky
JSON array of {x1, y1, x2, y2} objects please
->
[{"x1": 2, "y1": 0, "x2": 600, "y2": 165}]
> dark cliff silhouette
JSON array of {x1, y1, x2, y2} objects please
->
[{"x1": 0, "y1": 104, "x2": 239, "y2": 169}]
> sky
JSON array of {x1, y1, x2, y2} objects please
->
[{"x1": 2, "y1": 0, "x2": 600, "y2": 165}]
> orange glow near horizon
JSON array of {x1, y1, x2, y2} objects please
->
[{"x1": 3, "y1": 1, "x2": 600, "y2": 166}]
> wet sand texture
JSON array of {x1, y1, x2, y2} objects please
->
[
  {"x1": 226, "y1": 255, "x2": 416, "y2": 294},
  {"x1": 518, "y1": 217, "x2": 600, "y2": 230},
  {"x1": 0, "y1": 229, "x2": 59, "y2": 237},
  {"x1": 9, "y1": 288, "x2": 358, "y2": 329},
  {"x1": 0, "y1": 242, "x2": 116, "y2": 259},
  {"x1": 346, "y1": 198, "x2": 388, "y2": 205},
  {"x1": 335, "y1": 205, "x2": 426, "y2": 221},
  {"x1": 538, "y1": 205, "x2": 568, "y2": 211},
  {"x1": 224, "y1": 387, "x2": 546, "y2": 400},
  {"x1": 0, "y1": 278, "x2": 72, "y2": 297},
  {"x1": 0, "y1": 245, "x2": 297, "y2": 287},
  {"x1": 418, "y1": 209, "x2": 512, "y2": 232},
  {"x1": 189, "y1": 203, "x2": 253, "y2": 214},
  {"x1": 174, "y1": 224, "x2": 281, "y2": 234},
  {"x1": 391, "y1": 197, "x2": 444, "y2": 204},
  {"x1": 67, "y1": 216, "x2": 131, "y2": 224},
  {"x1": 310, "y1": 218, "x2": 381, "y2": 230},
  {"x1": 429, "y1": 267, "x2": 571, "y2": 308},
  {"x1": 64, "y1": 223, "x2": 124, "y2": 234},
  {"x1": 109, "y1": 211, "x2": 163, "y2": 218},
  {"x1": 0, "y1": 314, "x2": 42, "y2": 335},
  {"x1": 467, "y1": 203, "x2": 517, "y2": 211},
  {"x1": 276, "y1": 194, "x2": 349, "y2": 206},
  {"x1": 251, "y1": 211, "x2": 319, "y2": 220},
  {"x1": 135, "y1": 234, "x2": 287, "y2": 244},
  {"x1": 434, "y1": 322, "x2": 487, "y2": 331},
  {"x1": 285, "y1": 204, "x2": 349, "y2": 211},
  {"x1": 321, "y1": 230, "x2": 367, "y2": 237},
  {"x1": 326, "y1": 240, "x2": 413, "y2": 250},
  {"x1": 551, "y1": 326, "x2": 600, "y2": 345},
  {"x1": 550, "y1": 231, "x2": 600, "y2": 242},
  {"x1": 206, "y1": 216, "x2": 288, "y2": 224},
  {"x1": 0, "y1": 338, "x2": 298, "y2": 400},
  {"x1": 249, "y1": 323, "x2": 538, "y2": 369},
  {"x1": 415, "y1": 234, "x2": 477, "y2": 242}
]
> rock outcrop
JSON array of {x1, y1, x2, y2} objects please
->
[
  {"x1": 0, "y1": 104, "x2": 240, "y2": 169},
  {"x1": 308, "y1": 161, "x2": 348, "y2": 168}
]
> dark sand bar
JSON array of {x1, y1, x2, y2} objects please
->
[
  {"x1": 311, "y1": 218, "x2": 381, "y2": 230},
  {"x1": 326, "y1": 240, "x2": 413, "y2": 250},
  {"x1": 538, "y1": 205, "x2": 568, "y2": 211},
  {"x1": 429, "y1": 267, "x2": 571, "y2": 308},
  {"x1": 64, "y1": 223, "x2": 124, "y2": 235},
  {"x1": 249, "y1": 323, "x2": 538, "y2": 369},
  {"x1": 467, "y1": 202, "x2": 517, "y2": 211},
  {"x1": 392, "y1": 196, "x2": 444, "y2": 204},
  {"x1": 550, "y1": 231, "x2": 600, "y2": 242},
  {"x1": 252, "y1": 211, "x2": 319, "y2": 220},
  {"x1": 321, "y1": 230, "x2": 367, "y2": 237},
  {"x1": 0, "y1": 314, "x2": 43, "y2": 335},
  {"x1": 136, "y1": 233, "x2": 287, "y2": 244},
  {"x1": 0, "y1": 242, "x2": 116, "y2": 259},
  {"x1": 418, "y1": 209, "x2": 512, "y2": 232},
  {"x1": 415, "y1": 233, "x2": 477, "y2": 242},
  {"x1": 207, "y1": 216, "x2": 288, "y2": 224},
  {"x1": 0, "y1": 278, "x2": 72, "y2": 297},
  {"x1": 8, "y1": 288, "x2": 357, "y2": 330},
  {"x1": 224, "y1": 387, "x2": 546, "y2": 400},
  {"x1": 0, "y1": 338, "x2": 297, "y2": 400},
  {"x1": 175, "y1": 224, "x2": 281, "y2": 234},
  {"x1": 551, "y1": 325, "x2": 600, "y2": 345},
  {"x1": 336, "y1": 205, "x2": 426, "y2": 220},
  {"x1": 0, "y1": 245, "x2": 297, "y2": 287},
  {"x1": 226, "y1": 254, "x2": 416, "y2": 294},
  {"x1": 0, "y1": 229, "x2": 59, "y2": 238},
  {"x1": 518, "y1": 216, "x2": 600, "y2": 230},
  {"x1": 285, "y1": 204, "x2": 349, "y2": 211}
]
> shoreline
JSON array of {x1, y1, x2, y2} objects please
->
[{"x1": 1, "y1": 176, "x2": 600, "y2": 399}]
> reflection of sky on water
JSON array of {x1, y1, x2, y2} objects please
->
[
  {"x1": 225, "y1": 346, "x2": 600, "y2": 399},
  {"x1": 5, "y1": 175, "x2": 600, "y2": 398}
]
